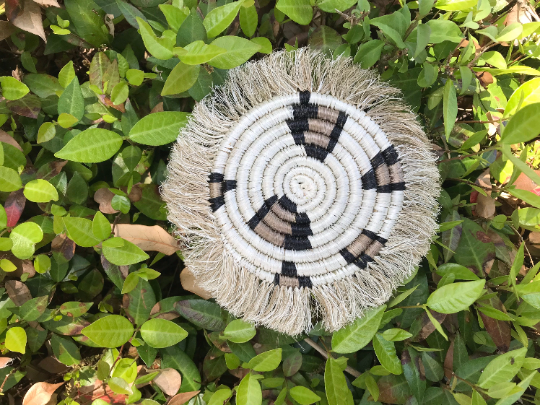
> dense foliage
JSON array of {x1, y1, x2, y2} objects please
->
[{"x1": 1, "y1": 0, "x2": 540, "y2": 404}]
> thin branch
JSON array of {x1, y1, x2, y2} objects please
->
[
  {"x1": 304, "y1": 337, "x2": 361, "y2": 378},
  {"x1": 438, "y1": 146, "x2": 497, "y2": 164}
]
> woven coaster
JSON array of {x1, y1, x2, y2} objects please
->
[{"x1": 163, "y1": 49, "x2": 440, "y2": 335}]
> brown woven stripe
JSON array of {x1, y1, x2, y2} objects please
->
[
  {"x1": 209, "y1": 183, "x2": 222, "y2": 199},
  {"x1": 389, "y1": 163, "x2": 404, "y2": 184},
  {"x1": 346, "y1": 233, "x2": 373, "y2": 257},
  {"x1": 365, "y1": 240, "x2": 384, "y2": 257},
  {"x1": 308, "y1": 119, "x2": 335, "y2": 136},
  {"x1": 375, "y1": 164, "x2": 391, "y2": 186},
  {"x1": 271, "y1": 203, "x2": 297, "y2": 223},
  {"x1": 254, "y1": 221, "x2": 285, "y2": 246},
  {"x1": 263, "y1": 211, "x2": 293, "y2": 235},
  {"x1": 279, "y1": 275, "x2": 300, "y2": 288},
  {"x1": 317, "y1": 106, "x2": 340, "y2": 123},
  {"x1": 304, "y1": 131, "x2": 331, "y2": 149}
]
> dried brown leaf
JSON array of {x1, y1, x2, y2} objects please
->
[
  {"x1": 180, "y1": 268, "x2": 212, "y2": 300},
  {"x1": 10, "y1": 0, "x2": 46, "y2": 41},
  {"x1": 37, "y1": 357, "x2": 69, "y2": 374},
  {"x1": 168, "y1": 391, "x2": 200, "y2": 405},
  {"x1": 0, "y1": 21, "x2": 16, "y2": 42},
  {"x1": 51, "y1": 235, "x2": 76, "y2": 262},
  {"x1": 417, "y1": 310, "x2": 446, "y2": 341},
  {"x1": 94, "y1": 188, "x2": 118, "y2": 214},
  {"x1": 22, "y1": 382, "x2": 63, "y2": 405},
  {"x1": 113, "y1": 224, "x2": 180, "y2": 255},
  {"x1": 154, "y1": 368, "x2": 182, "y2": 396},
  {"x1": 5, "y1": 279, "x2": 32, "y2": 306},
  {"x1": 0, "y1": 130, "x2": 23, "y2": 151},
  {"x1": 33, "y1": 0, "x2": 60, "y2": 6}
]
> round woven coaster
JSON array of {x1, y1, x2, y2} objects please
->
[{"x1": 163, "y1": 49, "x2": 440, "y2": 335}]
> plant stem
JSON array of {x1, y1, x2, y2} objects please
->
[
  {"x1": 438, "y1": 146, "x2": 497, "y2": 164},
  {"x1": 303, "y1": 337, "x2": 361, "y2": 378}
]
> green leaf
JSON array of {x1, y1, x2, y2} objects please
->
[
  {"x1": 177, "y1": 41, "x2": 226, "y2": 65},
  {"x1": 125, "y1": 278, "x2": 156, "y2": 326},
  {"x1": 203, "y1": 1, "x2": 244, "y2": 38},
  {"x1": 57, "y1": 113, "x2": 79, "y2": 129},
  {"x1": 102, "y1": 237, "x2": 150, "y2": 266},
  {"x1": 496, "y1": 22, "x2": 523, "y2": 42},
  {"x1": 251, "y1": 37, "x2": 272, "y2": 54},
  {"x1": 276, "y1": 0, "x2": 312, "y2": 25},
  {"x1": 161, "y1": 345, "x2": 201, "y2": 391},
  {"x1": 240, "y1": 5, "x2": 258, "y2": 37},
  {"x1": 419, "y1": 0, "x2": 435, "y2": 18},
  {"x1": 82, "y1": 315, "x2": 134, "y2": 348},
  {"x1": 436, "y1": 263, "x2": 479, "y2": 280},
  {"x1": 136, "y1": 17, "x2": 175, "y2": 60},
  {"x1": 381, "y1": 328, "x2": 413, "y2": 342},
  {"x1": 19, "y1": 296, "x2": 48, "y2": 321},
  {"x1": 121, "y1": 273, "x2": 140, "y2": 294},
  {"x1": 435, "y1": 0, "x2": 476, "y2": 11},
  {"x1": 209, "y1": 388, "x2": 232, "y2": 405},
  {"x1": 354, "y1": 40, "x2": 384, "y2": 69},
  {"x1": 6, "y1": 327, "x2": 26, "y2": 354},
  {"x1": 159, "y1": 4, "x2": 189, "y2": 32},
  {"x1": 443, "y1": 79, "x2": 457, "y2": 140},
  {"x1": 92, "y1": 212, "x2": 111, "y2": 241},
  {"x1": 126, "y1": 69, "x2": 145, "y2": 86},
  {"x1": 129, "y1": 111, "x2": 189, "y2": 145},
  {"x1": 60, "y1": 302, "x2": 93, "y2": 317},
  {"x1": 64, "y1": 217, "x2": 101, "y2": 247},
  {"x1": 0, "y1": 167, "x2": 22, "y2": 192},
  {"x1": 247, "y1": 348, "x2": 282, "y2": 371},
  {"x1": 289, "y1": 386, "x2": 321, "y2": 405},
  {"x1": 23, "y1": 74, "x2": 63, "y2": 98},
  {"x1": 316, "y1": 0, "x2": 356, "y2": 13},
  {"x1": 161, "y1": 62, "x2": 200, "y2": 96},
  {"x1": 373, "y1": 333, "x2": 402, "y2": 375},
  {"x1": 23, "y1": 179, "x2": 59, "y2": 203},
  {"x1": 140, "y1": 318, "x2": 188, "y2": 348},
  {"x1": 477, "y1": 348, "x2": 526, "y2": 388},
  {"x1": 58, "y1": 61, "x2": 76, "y2": 88},
  {"x1": 108, "y1": 377, "x2": 133, "y2": 395},
  {"x1": 501, "y1": 145, "x2": 540, "y2": 186},
  {"x1": 64, "y1": 0, "x2": 110, "y2": 47},
  {"x1": 10, "y1": 222, "x2": 43, "y2": 259},
  {"x1": 223, "y1": 319, "x2": 256, "y2": 343},
  {"x1": 51, "y1": 334, "x2": 81, "y2": 366},
  {"x1": 504, "y1": 78, "x2": 540, "y2": 117},
  {"x1": 111, "y1": 81, "x2": 129, "y2": 105},
  {"x1": 0, "y1": 77, "x2": 30, "y2": 100},
  {"x1": 499, "y1": 103, "x2": 540, "y2": 145},
  {"x1": 37, "y1": 122, "x2": 56, "y2": 144},
  {"x1": 55, "y1": 128, "x2": 123, "y2": 163},
  {"x1": 453, "y1": 218, "x2": 495, "y2": 276},
  {"x1": 117, "y1": 0, "x2": 147, "y2": 29},
  {"x1": 325, "y1": 357, "x2": 350, "y2": 405},
  {"x1": 58, "y1": 76, "x2": 84, "y2": 122},
  {"x1": 237, "y1": 373, "x2": 262, "y2": 405},
  {"x1": 331, "y1": 305, "x2": 386, "y2": 353},
  {"x1": 421, "y1": 352, "x2": 444, "y2": 382},
  {"x1": 208, "y1": 36, "x2": 261, "y2": 69},
  {"x1": 427, "y1": 20, "x2": 464, "y2": 43},
  {"x1": 176, "y1": 300, "x2": 224, "y2": 330},
  {"x1": 371, "y1": 13, "x2": 407, "y2": 49},
  {"x1": 176, "y1": 10, "x2": 207, "y2": 47},
  {"x1": 427, "y1": 280, "x2": 485, "y2": 314},
  {"x1": 112, "y1": 358, "x2": 138, "y2": 384}
]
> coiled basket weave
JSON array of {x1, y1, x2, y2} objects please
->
[{"x1": 163, "y1": 48, "x2": 440, "y2": 335}]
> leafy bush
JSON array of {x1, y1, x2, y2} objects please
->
[{"x1": 1, "y1": 0, "x2": 540, "y2": 404}]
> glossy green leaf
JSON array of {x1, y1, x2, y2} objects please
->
[
  {"x1": 161, "y1": 62, "x2": 200, "y2": 96},
  {"x1": 247, "y1": 348, "x2": 282, "y2": 371},
  {"x1": 0, "y1": 77, "x2": 30, "y2": 100},
  {"x1": 129, "y1": 111, "x2": 189, "y2": 145},
  {"x1": 208, "y1": 36, "x2": 261, "y2": 69},
  {"x1": 63, "y1": 217, "x2": 101, "y2": 247},
  {"x1": 443, "y1": 79, "x2": 457, "y2": 140},
  {"x1": 427, "y1": 280, "x2": 485, "y2": 314},
  {"x1": 51, "y1": 334, "x2": 81, "y2": 366},
  {"x1": 92, "y1": 211, "x2": 111, "y2": 241},
  {"x1": 177, "y1": 41, "x2": 226, "y2": 65},
  {"x1": 275, "y1": 0, "x2": 312, "y2": 25},
  {"x1": 10, "y1": 222, "x2": 43, "y2": 259},
  {"x1": 37, "y1": 122, "x2": 56, "y2": 144},
  {"x1": 140, "y1": 318, "x2": 188, "y2": 348},
  {"x1": 136, "y1": 17, "x2": 174, "y2": 60},
  {"x1": 500, "y1": 103, "x2": 540, "y2": 145},
  {"x1": 240, "y1": 5, "x2": 258, "y2": 37},
  {"x1": 331, "y1": 305, "x2": 386, "y2": 353},
  {"x1": 82, "y1": 315, "x2": 134, "y2": 348},
  {"x1": 55, "y1": 128, "x2": 123, "y2": 163},
  {"x1": 373, "y1": 333, "x2": 402, "y2": 375},
  {"x1": 0, "y1": 167, "x2": 22, "y2": 192},
  {"x1": 203, "y1": 1, "x2": 243, "y2": 38},
  {"x1": 102, "y1": 237, "x2": 149, "y2": 266},
  {"x1": 354, "y1": 40, "x2": 384, "y2": 69},
  {"x1": 289, "y1": 386, "x2": 321, "y2": 405},
  {"x1": 6, "y1": 327, "x2": 26, "y2": 354},
  {"x1": 237, "y1": 373, "x2": 262, "y2": 405},
  {"x1": 435, "y1": 0, "x2": 476, "y2": 11},
  {"x1": 477, "y1": 348, "x2": 526, "y2": 388},
  {"x1": 24, "y1": 179, "x2": 59, "y2": 203},
  {"x1": 223, "y1": 319, "x2": 256, "y2": 343},
  {"x1": 325, "y1": 357, "x2": 350, "y2": 405},
  {"x1": 58, "y1": 76, "x2": 84, "y2": 122}
]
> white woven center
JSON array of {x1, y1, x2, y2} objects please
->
[{"x1": 209, "y1": 92, "x2": 405, "y2": 287}]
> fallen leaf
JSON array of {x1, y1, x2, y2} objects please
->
[
  {"x1": 10, "y1": 0, "x2": 46, "y2": 41},
  {"x1": 475, "y1": 193, "x2": 496, "y2": 219},
  {"x1": 33, "y1": 0, "x2": 60, "y2": 6},
  {"x1": 0, "y1": 358, "x2": 13, "y2": 369},
  {"x1": 0, "y1": 22, "x2": 16, "y2": 42},
  {"x1": 514, "y1": 172, "x2": 540, "y2": 195},
  {"x1": 128, "y1": 184, "x2": 142, "y2": 202},
  {"x1": 22, "y1": 382, "x2": 63, "y2": 405},
  {"x1": 151, "y1": 102, "x2": 164, "y2": 113},
  {"x1": 416, "y1": 309, "x2": 446, "y2": 341},
  {"x1": 51, "y1": 235, "x2": 76, "y2": 262},
  {"x1": 0, "y1": 130, "x2": 23, "y2": 152},
  {"x1": 180, "y1": 268, "x2": 212, "y2": 300},
  {"x1": 113, "y1": 224, "x2": 180, "y2": 255},
  {"x1": 168, "y1": 391, "x2": 200, "y2": 405},
  {"x1": 5, "y1": 279, "x2": 32, "y2": 306},
  {"x1": 11, "y1": 258, "x2": 36, "y2": 279},
  {"x1": 37, "y1": 357, "x2": 69, "y2": 374},
  {"x1": 94, "y1": 188, "x2": 118, "y2": 214},
  {"x1": 154, "y1": 368, "x2": 182, "y2": 396}
]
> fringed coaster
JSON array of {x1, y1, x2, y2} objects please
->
[{"x1": 162, "y1": 48, "x2": 440, "y2": 335}]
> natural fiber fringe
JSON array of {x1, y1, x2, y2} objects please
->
[{"x1": 162, "y1": 48, "x2": 440, "y2": 336}]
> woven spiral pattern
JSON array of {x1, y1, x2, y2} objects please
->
[
  {"x1": 163, "y1": 49, "x2": 440, "y2": 335},
  {"x1": 209, "y1": 91, "x2": 404, "y2": 288}
]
